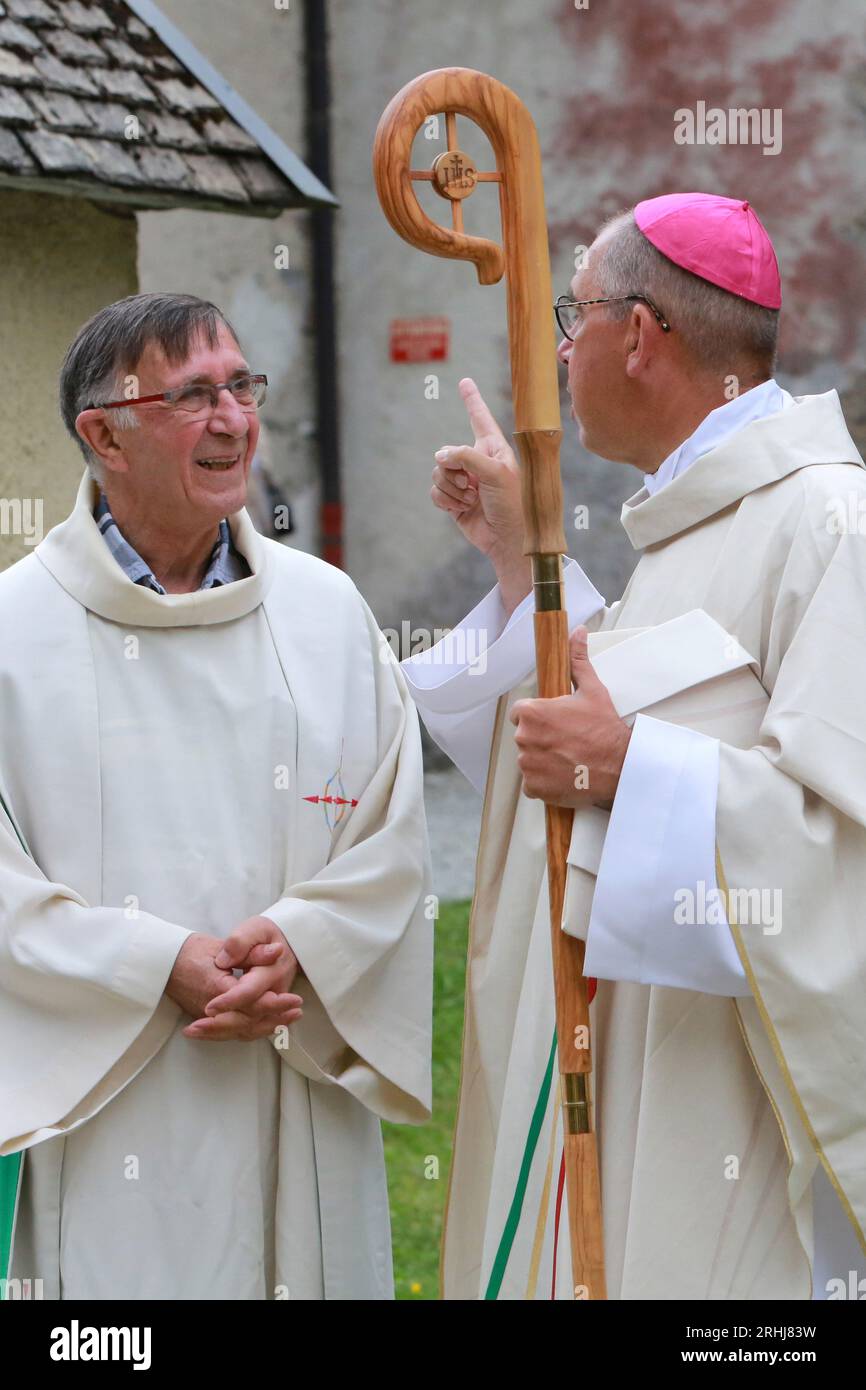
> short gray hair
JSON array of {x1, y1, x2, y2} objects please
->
[
  {"x1": 59, "y1": 292, "x2": 243, "y2": 486},
  {"x1": 595, "y1": 210, "x2": 779, "y2": 376}
]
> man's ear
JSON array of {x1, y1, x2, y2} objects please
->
[
  {"x1": 75, "y1": 409, "x2": 128, "y2": 473},
  {"x1": 624, "y1": 303, "x2": 653, "y2": 379}
]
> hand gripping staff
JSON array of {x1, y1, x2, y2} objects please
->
[{"x1": 373, "y1": 67, "x2": 606, "y2": 1300}]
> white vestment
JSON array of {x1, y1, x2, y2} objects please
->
[
  {"x1": 404, "y1": 387, "x2": 866, "y2": 1299},
  {"x1": 0, "y1": 470, "x2": 433, "y2": 1301}
]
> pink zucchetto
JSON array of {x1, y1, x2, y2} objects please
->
[{"x1": 634, "y1": 192, "x2": 782, "y2": 309}]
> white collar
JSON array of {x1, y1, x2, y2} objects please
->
[
  {"x1": 35, "y1": 469, "x2": 270, "y2": 627},
  {"x1": 643, "y1": 378, "x2": 794, "y2": 497}
]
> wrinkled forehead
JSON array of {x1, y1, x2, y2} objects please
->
[{"x1": 132, "y1": 321, "x2": 245, "y2": 388}]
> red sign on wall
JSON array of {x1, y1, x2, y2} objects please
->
[{"x1": 389, "y1": 316, "x2": 450, "y2": 363}]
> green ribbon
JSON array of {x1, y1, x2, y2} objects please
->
[
  {"x1": 484, "y1": 1029, "x2": 558, "y2": 1300},
  {"x1": 0, "y1": 1156, "x2": 21, "y2": 1291}
]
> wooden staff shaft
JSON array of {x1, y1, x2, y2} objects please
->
[
  {"x1": 515, "y1": 422, "x2": 606, "y2": 1297},
  {"x1": 532, "y1": 594, "x2": 607, "y2": 1302}
]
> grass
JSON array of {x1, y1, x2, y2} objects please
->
[{"x1": 383, "y1": 898, "x2": 471, "y2": 1301}]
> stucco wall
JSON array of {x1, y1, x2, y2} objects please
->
[{"x1": 0, "y1": 190, "x2": 138, "y2": 570}]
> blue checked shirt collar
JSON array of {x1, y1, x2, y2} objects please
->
[{"x1": 93, "y1": 490, "x2": 250, "y2": 595}]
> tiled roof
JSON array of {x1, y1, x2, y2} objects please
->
[{"x1": 0, "y1": 0, "x2": 324, "y2": 214}]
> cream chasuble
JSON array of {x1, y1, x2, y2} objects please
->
[
  {"x1": 0, "y1": 470, "x2": 433, "y2": 1301},
  {"x1": 407, "y1": 390, "x2": 866, "y2": 1300}
]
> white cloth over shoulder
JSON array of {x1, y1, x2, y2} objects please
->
[{"x1": 586, "y1": 714, "x2": 749, "y2": 994}]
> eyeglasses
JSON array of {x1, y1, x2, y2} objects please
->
[
  {"x1": 95, "y1": 373, "x2": 268, "y2": 415},
  {"x1": 554, "y1": 295, "x2": 671, "y2": 339}
]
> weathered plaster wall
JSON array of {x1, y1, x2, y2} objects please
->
[{"x1": 0, "y1": 189, "x2": 137, "y2": 569}]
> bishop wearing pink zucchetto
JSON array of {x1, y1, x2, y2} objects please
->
[{"x1": 403, "y1": 192, "x2": 866, "y2": 1301}]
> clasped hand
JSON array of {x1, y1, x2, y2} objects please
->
[{"x1": 167, "y1": 915, "x2": 303, "y2": 1042}]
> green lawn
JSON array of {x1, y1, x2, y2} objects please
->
[{"x1": 383, "y1": 898, "x2": 470, "y2": 1301}]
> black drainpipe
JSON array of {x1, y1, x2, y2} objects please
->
[{"x1": 303, "y1": 0, "x2": 343, "y2": 568}]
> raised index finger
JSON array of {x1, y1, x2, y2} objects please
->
[{"x1": 458, "y1": 377, "x2": 506, "y2": 446}]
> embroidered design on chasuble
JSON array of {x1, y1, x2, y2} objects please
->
[{"x1": 304, "y1": 739, "x2": 359, "y2": 830}]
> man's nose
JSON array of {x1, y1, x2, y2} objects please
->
[
  {"x1": 556, "y1": 335, "x2": 573, "y2": 365},
  {"x1": 207, "y1": 388, "x2": 249, "y2": 434}
]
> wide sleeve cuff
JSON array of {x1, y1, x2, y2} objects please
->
[
  {"x1": 401, "y1": 558, "x2": 605, "y2": 792},
  {"x1": 113, "y1": 916, "x2": 193, "y2": 1009},
  {"x1": 584, "y1": 713, "x2": 750, "y2": 996}
]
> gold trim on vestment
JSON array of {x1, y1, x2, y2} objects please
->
[
  {"x1": 525, "y1": 1079, "x2": 561, "y2": 1299},
  {"x1": 728, "y1": 991, "x2": 811, "y2": 1298},
  {"x1": 717, "y1": 843, "x2": 866, "y2": 1269}
]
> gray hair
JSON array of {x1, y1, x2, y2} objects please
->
[
  {"x1": 594, "y1": 210, "x2": 779, "y2": 376},
  {"x1": 59, "y1": 292, "x2": 243, "y2": 487}
]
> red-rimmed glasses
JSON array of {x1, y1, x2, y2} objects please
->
[{"x1": 95, "y1": 373, "x2": 268, "y2": 414}]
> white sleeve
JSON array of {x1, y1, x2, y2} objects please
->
[
  {"x1": 583, "y1": 713, "x2": 750, "y2": 996},
  {"x1": 401, "y1": 559, "x2": 606, "y2": 793}
]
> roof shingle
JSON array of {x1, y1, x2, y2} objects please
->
[
  {"x1": 0, "y1": 0, "x2": 318, "y2": 213},
  {"x1": 4, "y1": 0, "x2": 63, "y2": 27}
]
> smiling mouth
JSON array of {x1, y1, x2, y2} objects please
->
[{"x1": 197, "y1": 454, "x2": 241, "y2": 472}]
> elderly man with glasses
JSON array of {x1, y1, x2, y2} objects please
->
[
  {"x1": 0, "y1": 292, "x2": 433, "y2": 1301},
  {"x1": 403, "y1": 193, "x2": 866, "y2": 1300}
]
